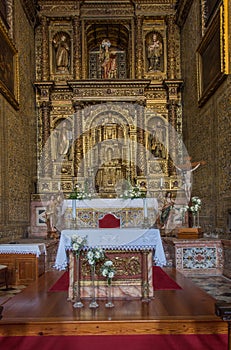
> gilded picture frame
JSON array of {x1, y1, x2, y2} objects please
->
[
  {"x1": 0, "y1": 21, "x2": 19, "y2": 110},
  {"x1": 204, "y1": 0, "x2": 220, "y2": 27},
  {"x1": 197, "y1": 3, "x2": 228, "y2": 106}
]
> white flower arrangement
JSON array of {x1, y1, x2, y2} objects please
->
[
  {"x1": 101, "y1": 260, "x2": 116, "y2": 285},
  {"x1": 71, "y1": 234, "x2": 87, "y2": 257},
  {"x1": 86, "y1": 248, "x2": 105, "y2": 266},
  {"x1": 189, "y1": 196, "x2": 202, "y2": 214},
  {"x1": 120, "y1": 184, "x2": 146, "y2": 199},
  {"x1": 69, "y1": 188, "x2": 92, "y2": 200},
  {"x1": 69, "y1": 182, "x2": 92, "y2": 200}
]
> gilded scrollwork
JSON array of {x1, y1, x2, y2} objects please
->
[{"x1": 33, "y1": 0, "x2": 183, "y2": 199}]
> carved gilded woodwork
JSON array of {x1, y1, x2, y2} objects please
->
[{"x1": 34, "y1": 0, "x2": 183, "y2": 199}]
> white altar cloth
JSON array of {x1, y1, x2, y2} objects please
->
[
  {"x1": 54, "y1": 228, "x2": 166, "y2": 270},
  {"x1": 62, "y1": 198, "x2": 158, "y2": 213},
  {"x1": 0, "y1": 244, "x2": 46, "y2": 257}
]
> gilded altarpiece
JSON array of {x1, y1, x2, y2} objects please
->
[{"x1": 32, "y1": 0, "x2": 185, "y2": 236}]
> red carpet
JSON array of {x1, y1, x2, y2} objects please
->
[
  {"x1": 49, "y1": 266, "x2": 181, "y2": 292},
  {"x1": 152, "y1": 266, "x2": 182, "y2": 290},
  {"x1": 0, "y1": 334, "x2": 228, "y2": 350}
]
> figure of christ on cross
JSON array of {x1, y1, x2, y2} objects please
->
[{"x1": 175, "y1": 157, "x2": 206, "y2": 202}]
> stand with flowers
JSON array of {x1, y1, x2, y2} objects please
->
[
  {"x1": 189, "y1": 196, "x2": 202, "y2": 228},
  {"x1": 86, "y1": 248, "x2": 105, "y2": 308},
  {"x1": 71, "y1": 234, "x2": 88, "y2": 308},
  {"x1": 120, "y1": 181, "x2": 148, "y2": 227},
  {"x1": 101, "y1": 260, "x2": 116, "y2": 308},
  {"x1": 69, "y1": 183, "x2": 92, "y2": 227}
]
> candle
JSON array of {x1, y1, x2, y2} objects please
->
[
  {"x1": 72, "y1": 199, "x2": 76, "y2": 220},
  {"x1": 58, "y1": 182, "x2": 61, "y2": 191},
  {"x1": 160, "y1": 178, "x2": 163, "y2": 187},
  {"x1": 143, "y1": 197, "x2": 148, "y2": 218}
]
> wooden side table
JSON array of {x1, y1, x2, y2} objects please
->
[
  {"x1": 177, "y1": 227, "x2": 203, "y2": 239},
  {"x1": 0, "y1": 264, "x2": 8, "y2": 289}
]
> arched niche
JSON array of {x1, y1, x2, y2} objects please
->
[
  {"x1": 145, "y1": 31, "x2": 164, "y2": 73},
  {"x1": 146, "y1": 116, "x2": 168, "y2": 160},
  {"x1": 79, "y1": 106, "x2": 136, "y2": 197},
  {"x1": 52, "y1": 31, "x2": 71, "y2": 73},
  {"x1": 85, "y1": 23, "x2": 130, "y2": 79}
]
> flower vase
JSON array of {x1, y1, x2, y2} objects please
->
[
  {"x1": 89, "y1": 265, "x2": 99, "y2": 308},
  {"x1": 73, "y1": 255, "x2": 84, "y2": 308},
  {"x1": 192, "y1": 214, "x2": 196, "y2": 228},
  {"x1": 197, "y1": 211, "x2": 200, "y2": 227},
  {"x1": 105, "y1": 280, "x2": 114, "y2": 308},
  {"x1": 181, "y1": 212, "x2": 186, "y2": 227}
]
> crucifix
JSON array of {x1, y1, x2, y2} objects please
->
[{"x1": 175, "y1": 157, "x2": 206, "y2": 202}]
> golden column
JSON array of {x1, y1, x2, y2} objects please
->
[
  {"x1": 40, "y1": 100, "x2": 52, "y2": 177},
  {"x1": 136, "y1": 15, "x2": 144, "y2": 79},
  {"x1": 164, "y1": 81, "x2": 183, "y2": 176},
  {"x1": 73, "y1": 101, "x2": 84, "y2": 178},
  {"x1": 81, "y1": 19, "x2": 87, "y2": 79},
  {"x1": 40, "y1": 16, "x2": 49, "y2": 81},
  {"x1": 72, "y1": 15, "x2": 81, "y2": 80},
  {"x1": 166, "y1": 14, "x2": 176, "y2": 80},
  {"x1": 136, "y1": 100, "x2": 147, "y2": 178}
]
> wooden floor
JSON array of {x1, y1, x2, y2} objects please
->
[{"x1": 0, "y1": 268, "x2": 227, "y2": 337}]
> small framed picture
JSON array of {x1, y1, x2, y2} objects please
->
[
  {"x1": 197, "y1": 5, "x2": 228, "y2": 106},
  {"x1": 0, "y1": 21, "x2": 19, "y2": 109}
]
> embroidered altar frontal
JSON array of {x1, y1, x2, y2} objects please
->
[{"x1": 68, "y1": 249, "x2": 154, "y2": 301}]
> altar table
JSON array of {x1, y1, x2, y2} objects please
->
[
  {"x1": 54, "y1": 228, "x2": 166, "y2": 271},
  {"x1": 63, "y1": 198, "x2": 158, "y2": 210},
  {"x1": 62, "y1": 198, "x2": 159, "y2": 228}
]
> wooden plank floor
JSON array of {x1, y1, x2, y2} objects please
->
[{"x1": 0, "y1": 268, "x2": 227, "y2": 337}]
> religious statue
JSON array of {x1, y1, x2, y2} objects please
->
[
  {"x1": 99, "y1": 39, "x2": 117, "y2": 79},
  {"x1": 147, "y1": 33, "x2": 163, "y2": 72},
  {"x1": 175, "y1": 159, "x2": 206, "y2": 202},
  {"x1": 160, "y1": 191, "x2": 175, "y2": 229},
  {"x1": 148, "y1": 121, "x2": 166, "y2": 159},
  {"x1": 52, "y1": 121, "x2": 72, "y2": 160},
  {"x1": 53, "y1": 33, "x2": 70, "y2": 72},
  {"x1": 45, "y1": 193, "x2": 63, "y2": 239}
]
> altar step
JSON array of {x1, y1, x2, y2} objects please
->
[{"x1": 0, "y1": 268, "x2": 227, "y2": 338}]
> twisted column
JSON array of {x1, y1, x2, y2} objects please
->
[
  {"x1": 40, "y1": 101, "x2": 52, "y2": 176},
  {"x1": 135, "y1": 15, "x2": 144, "y2": 79},
  {"x1": 136, "y1": 101, "x2": 147, "y2": 177},
  {"x1": 73, "y1": 102, "x2": 84, "y2": 177},
  {"x1": 167, "y1": 15, "x2": 176, "y2": 80},
  {"x1": 41, "y1": 16, "x2": 49, "y2": 81},
  {"x1": 72, "y1": 16, "x2": 81, "y2": 80}
]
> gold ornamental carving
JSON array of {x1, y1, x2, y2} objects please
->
[{"x1": 34, "y1": 0, "x2": 183, "y2": 200}]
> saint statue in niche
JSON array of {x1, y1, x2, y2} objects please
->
[
  {"x1": 99, "y1": 39, "x2": 117, "y2": 79},
  {"x1": 146, "y1": 32, "x2": 163, "y2": 72},
  {"x1": 148, "y1": 120, "x2": 166, "y2": 159},
  {"x1": 53, "y1": 33, "x2": 70, "y2": 72},
  {"x1": 52, "y1": 120, "x2": 73, "y2": 161}
]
